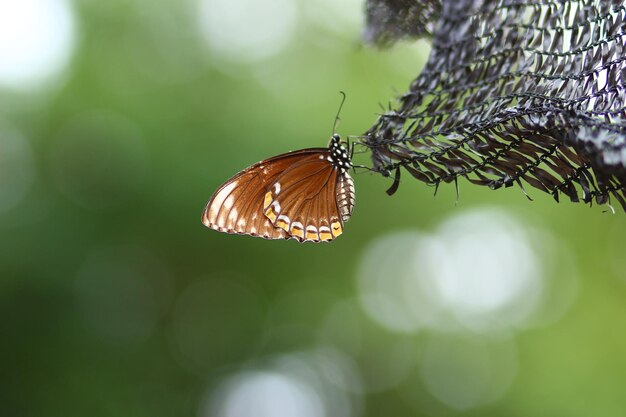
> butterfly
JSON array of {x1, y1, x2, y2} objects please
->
[{"x1": 201, "y1": 133, "x2": 355, "y2": 242}]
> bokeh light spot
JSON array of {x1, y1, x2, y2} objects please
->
[
  {"x1": 209, "y1": 372, "x2": 325, "y2": 417},
  {"x1": 272, "y1": 349, "x2": 363, "y2": 417},
  {"x1": 203, "y1": 349, "x2": 362, "y2": 417},
  {"x1": 357, "y1": 208, "x2": 546, "y2": 334},
  {"x1": 357, "y1": 233, "x2": 442, "y2": 333},
  {"x1": 431, "y1": 209, "x2": 543, "y2": 331},
  {"x1": 0, "y1": 0, "x2": 76, "y2": 90},
  {"x1": 318, "y1": 299, "x2": 419, "y2": 393},
  {"x1": 198, "y1": 0, "x2": 297, "y2": 63},
  {"x1": 303, "y1": 0, "x2": 362, "y2": 36}
]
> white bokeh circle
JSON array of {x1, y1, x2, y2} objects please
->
[
  {"x1": 198, "y1": 0, "x2": 297, "y2": 63},
  {"x1": 356, "y1": 208, "x2": 547, "y2": 334},
  {"x1": 0, "y1": 0, "x2": 77, "y2": 90}
]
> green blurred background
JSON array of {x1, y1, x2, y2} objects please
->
[{"x1": 1, "y1": 0, "x2": 626, "y2": 416}]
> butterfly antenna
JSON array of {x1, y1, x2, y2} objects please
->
[{"x1": 332, "y1": 91, "x2": 347, "y2": 135}]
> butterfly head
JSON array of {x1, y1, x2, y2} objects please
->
[{"x1": 329, "y1": 133, "x2": 352, "y2": 172}]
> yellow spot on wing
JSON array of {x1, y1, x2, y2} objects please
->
[
  {"x1": 331, "y1": 222, "x2": 343, "y2": 237},
  {"x1": 319, "y1": 231, "x2": 333, "y2": 241},
  {"x1": 305, "y1": 230, "x2": 319, "y2": 240},
  {"x1": 290, "y1": 223, "x2": 304, "y2": 240},
  {"x1": 263, "y1": 192, "x2": 273, "y2": 210},
  {"x1": 265, "y1": 208, "x2": 277, "y2": 222}
]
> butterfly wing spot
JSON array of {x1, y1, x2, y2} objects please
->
[
  {"x1": 223, "y1": 195, "x2": 235, "y2": 210},
  {"x1": 237, "y1": 217, "x2": 247, "y2": 228},
  {"x1": 225, "y1": 207, "x2": 240, "y2": 230},
  {"x1": 273, "y1": 182, "x2": 281, "y2": 194},
  {"x1": 289, "y1": 222, "x2": 305, "y2": 241},
  {"x1": 262, "y1": 192, "x2": 279, "y2": 227},
  {"x1": 331, "y1": 222, "x2": 343, "y2": 237},
  {"x1": 203, "y1": 181, "x2": 238, "y2": 229},
  {"x1": 263, "y1": 191, "x2": 273, "y2": 210},
  {"x1": 318, "y1": 226, "x2": 333, "y2": 241},
  {"x1": 265, "y1": 207, "x2": 277, "y2": 222},
  {"x1": 305, "y1": 225, "x2": 319, "y2": 241},
  {"x1": 264, "y1": 200, "x2": 281, "y2": 223},
  {"x1": 276, "y1": 214, "x2": 290, "y2": 230}
]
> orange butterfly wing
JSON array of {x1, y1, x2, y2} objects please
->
[
  {"x1": 262, "y1": 153, "x2": 354, "y2": 242},
  {"x1": 201, "y1": 149, "x2": 327, "y2": 240}
]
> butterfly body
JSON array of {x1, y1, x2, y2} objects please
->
[{"x1": 202, "y1": 134, "x2": 355, "y2": 243}]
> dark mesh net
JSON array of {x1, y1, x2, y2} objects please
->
[{"x1": 364, "y1": 0, "x2": 626, "y2": 210}]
